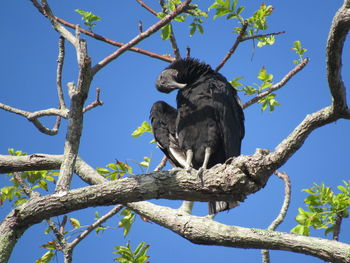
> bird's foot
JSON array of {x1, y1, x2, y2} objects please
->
[{"x1": 196, "y1": 167, "x2": 205, "y2": 186}]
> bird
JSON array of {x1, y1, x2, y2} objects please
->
[{"x1": 150, "y1": 58, "x2": 245, "y2": 214}]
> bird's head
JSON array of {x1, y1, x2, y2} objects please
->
[{"x1": 156, "y1": 68, "x2": 187, "y2": 93}]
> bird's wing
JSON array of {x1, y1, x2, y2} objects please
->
[
  {"x1": 211, "y1": 77, "x2": 245, "y2": 158},
  {"x1": 150, "y1": 101, "x2": 187, "y2": 168}
]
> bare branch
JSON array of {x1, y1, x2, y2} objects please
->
[
  {"x1": 262, "y1": 171, "x2": 291, "y2": 263},
  {"x1": 57, "y1": 36, "x2": 67, "y2": 109},
  {"x1": 91, "y1": 0, "x2": 191, "y2": 75},
  {"x1": 153, "y1": 155, "x2": 168, "y2": 171},
  {"x1": 69, "y1": 205, "x2": 122, "y2": 249},
  {"x1": 83, "y1": 88, "x2": 103, "y2": 113},
  {"x1": 215, "y1": 21, "x2": 248, "y2": 72},
  {"x1": 0, "y1": 103, "x2": 68, "y2": 135},
  {"x1": 127, "y1": 201, "x2": 350, "y2": 263},
  {"x1": 31, "y1": 0, "x2": 77, "y2": 46},
  {"x1": 243, "y1": 58, "x2": 309, "y2": 109},
  {"x1": 136, "y1": 0, "x2": 158, "y2": 16},
  {"x1": 55, "y1": 17, "x2": 174, "y2": 63},
  {"x1": 56, "y1": 39, "x2": 92, "y2": 193}
]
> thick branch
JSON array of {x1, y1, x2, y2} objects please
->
[
  {"x1": 127, "y1": 201, "x2": 350, "y2": 263},
  {"x1": 56, "y1": 39, "x2": 92, "y2": 193},
  {"x1": 326, "y1": 1, "x2": 350, "y2": 111},
  {"x1": 91, "y1": 0, "x2": 191, "y2": 75}
]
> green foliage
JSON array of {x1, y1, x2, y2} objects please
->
[
  {"x1": 131, "y1": 121, "x2": 152, "y2": 138},
  {"x1": 119, "y1": 208, "x2": 136, "y2": 237},
  {"x1": 291, "y1": 181, "x2": 350, "y2": 237},
  {"x1": 209, "y1": 1, "x2": 275, "y2": 47},
  {"x1": 234, "y1": 67, "x2": 279, "y2": 112},
  {"x1": 35, "y1": 250, "x2": 55, "y2": 263},
  {"x1": 0, "y1": 149, "x2": 58, "y2": 206},
  {"x1": 96, "y1": 161, "x2": 133, "y2": 181},
  {"x1": 157, "y1": 1, "x2": 207, "y2": 39},
  {"x1": 75, "y1": 9, "x2": 101, "y2": 31},
  {"x1": 292, "y1": 40, "x2": 307, "y2": 64},
  {"x1": 114, "y1": 241, "x2": 150, "y2": 263},
  {"x1": 69, "y1": 217, "x2": 81, "y2": 229}
]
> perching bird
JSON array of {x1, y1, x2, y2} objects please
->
[{"x1": 150, "y1": 58, "x2": 245, "y2": 214}]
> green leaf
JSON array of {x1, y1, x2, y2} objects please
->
[
  {"x1": 131, "y1": 121, "x2": 152, "y2": 138},
  {"x1": 69, "y1": 217, "x2": 81, "y2": 229},
  {"x1": 161, "y1": 23, "x2": 172, "y2": 40},
  {"x1": 35, "y1": 250, "x2": 55, "y2": 263}
]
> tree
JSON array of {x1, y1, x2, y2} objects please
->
[{"x1": 1, "y1": 1, "x2": 350, "y2": 263}]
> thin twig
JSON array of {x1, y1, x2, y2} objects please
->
[
  {"x1": 13, "y1": 172, "x2": 35, "y2": 198},
  {"x1": 215, "y1": 21, "x2": 248, "y2": 72},
  {"x1": 83, "y1": 88, "x2": 104, "y2": 113},
  {"x1": 56, "y1": 17, "x2": 173, "y2": 63},
  {"x1": 46, "y1": 219, "x2": 67, "y2": 251},
  {"x1": 160, "y1": 1, "x2": 181, "y2": 59},
  {"x1": 136, "y1": 0, "x2": 158, "y2": 15},
  {"x1": 138, "y1": 20, "x2": 143, "y2": 33},
  {"x1": 241, "y1": 31, "x2": 285, "y2": 42},
  {"x1": 154, "y1": 155, "x2": 168, "y2": 171},
  {"x1": 243, "y1": 58, "x2": 309, "y2": 109},
  {"x1": 262, "y1": 171, "x2": 291, "y2": 263},
  {"x1": 186, "y1": 46, "x2": 191, "y2": 58},
  {"x1": 69, "y1": 205, "x2": 123, "y2": 248},
  {"x1": 91, "y1": 0, "x2": 191, "y2": 75}
]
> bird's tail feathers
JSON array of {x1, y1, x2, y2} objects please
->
[{"x1": 208, "y1": 201, "x2": 239, "y2": 215}]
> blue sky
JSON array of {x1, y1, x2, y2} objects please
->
[{"x1": 1, "y1": 1, "x2": 350, "y2": 262}]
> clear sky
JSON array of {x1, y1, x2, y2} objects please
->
[{"x1": 1, "y1": 1, "x2": 350, "y2": 262}]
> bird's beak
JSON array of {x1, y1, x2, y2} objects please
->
[{"x1": 156, "y1": 69, "x2": 187, "y2": 93}]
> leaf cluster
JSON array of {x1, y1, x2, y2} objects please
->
[
  {"x1": 97, "y1": 161, "x2": 133, "y2": 181},
  {"x1": 1, "y1": 149, "x2": 58, "y2": 206},
  {"x1": 231, "y1": 67, "x2": 279, "y2": 112},
  {"x1": 114, "y1": 241, "x2": 150, "y2": 263},
  {"x1": 291, "y1": 181, "x2": 350, "y2": 237},
  {"x1": 209, "y1": 0, "x2": 275, "y2": 47},
  {"x1": 75, "y1": 9, "x2": 102, "y2": 32},
  {"x1": 292, "y1": 40, "x2": 307, "y2": 64},
  {"x1": 157, "y1": 1, "x2": 208, "y2": 39}
]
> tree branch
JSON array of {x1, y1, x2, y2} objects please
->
[
  {"x1": 243, "y1": 58, "x2": 309, "y2": 109},
  {"x1": 83, "y1": 88, "x2": 103, "y2": 113},
  {"x1": 215, "y1": 21, "x2": 248, "y2": 72},
  {"x1": 127, "y1": 201, "x2": 350, "y2": 263},
  {"x1": 56, "y1": 39, "x2": 92, "y2": 193},
  {"x1": 241, "y1": 31, "x2": 285, "y2": 42},
  {"x1": 91, "y1": 0, "x2": 191, "y2": 75},
  {"x1": 30, "y1": 0, "x2": 77, "y2": 46},
  {"x1": 69, "y1": 205, "x2": 122, "y2": 249},
  {"x1": 261, "y1": 171, "x2": 291, "y2": 263},
  {"x1": 55, "y1": 16, "x2": 174, "y2": 63},
  {"x1": 57, "y1": 36, "x2": 67, "y2": 109},
  {"x1": 326, "y1": 1, "x2": 350, "y2": 111}
]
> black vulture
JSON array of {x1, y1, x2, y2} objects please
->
[{"x1": 150, "y1": 58, "x2": 245, "y2": 214}]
